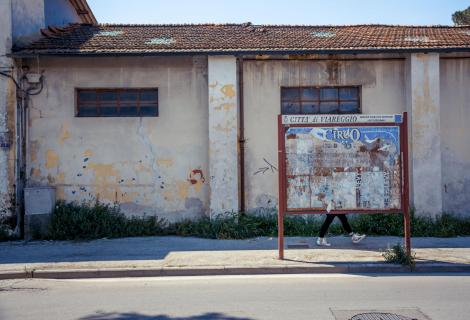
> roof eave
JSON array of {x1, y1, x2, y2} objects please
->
[
  {"x1": 69, "y1": 0, "x2": 97, "y2": 25},
  {"x1": 10, "y1": 47, "x2": 470, "y2": 58}
]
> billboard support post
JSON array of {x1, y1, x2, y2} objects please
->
[
  {"x1": 402, "y1": 112, "x2": 411, "y2": 256},
  {"x1": 277, "y1": 115, "x2": 285, "y2": 260}
]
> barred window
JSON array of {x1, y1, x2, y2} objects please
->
[
  {"x1": 76, "y1": 88, "x2": 158, "y2": 117},
  {"x1": 281, "y1": 86, "x2": 360, "y2": 115}
]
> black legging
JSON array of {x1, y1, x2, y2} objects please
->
[{"x1": 319, "y1": 214, "x2": 353, "y2": 237}]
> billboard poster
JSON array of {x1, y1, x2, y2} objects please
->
[{"x1": 285, "y1": 126, "x2": 401, "y2": 211}]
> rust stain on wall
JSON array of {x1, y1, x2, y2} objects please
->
[
  {"x1": 59, "y1": 123, "x2": 71, "y2": 145},
  {"x1": 163, "y1": 189, "x2": 175, "y2": 201},
  {"x1": 45, "y1": 150, "x2": 59, "y2": 169},
  {"x1": 30, "y1": 167, "x2": 41, "y2": 179},
  {"x1": 220, "y1": 84, "x2": 235, "y2": 98},
  {"x1": 326, "y1": 61, "x2": 340, "y2": 84},
  {"x1": 156, "y1": 158, "x2": 174, "y2": 167},
  {"x1": 57, "y1": 172, "x2": 65, "y2": 183},
  {"x1": 84, "y1": 149, "x2": 93, "y2": 157},
  {"x1": 56, "y1": 186, "x2": 65, "y2": 200},
  {"x1": 30, "y1": 140, "x2": 40, "y2": 162},
  {"x1": 214, "y1": 123, "x2": 234, "y2": 134},
  {"x1": 214, "y1": 103, "x2": 235, "y2": 111},
  {"x1": 47, "y1": 174, "x2": 55, "y2": 184},
  {"x1": 85, "y1": 162, "x2": 121, "y2": 201},
  {"x1": 176, "y1": 180, "x2": 190, "y2": 199},
  {"x1": 135, "y1": 162, "x2": 151, "y2": 172}
]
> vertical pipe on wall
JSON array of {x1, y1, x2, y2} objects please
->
[{"x1": 237, "y1": 57, "x2": 246, "y2": 212}]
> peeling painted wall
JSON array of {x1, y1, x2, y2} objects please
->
[
  {"x1": 243, "y1": 58, "x2": 406, "y2": 213},
  {"x1": 26, "y1": 56, "x2": 209, "y2": 221},
  {"x1": 208, "y1": 56, "x2": 239, "y2": 216},
  {"x1": 20, "y1": 53, "x2": 470, "y2": 220},
  {"x1": 0, "y1": 0, "x2": 16, "y2": 219},
  {"x1": 409, "y1": 53, "x2": 442, "y2": 217},
  {"x1": 440, "y1": 58, "x2": 470, "y2": 215}
]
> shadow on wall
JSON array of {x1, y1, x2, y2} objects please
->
[{"x1": 80, "y1": 312, "x2": 254, "y2": 320}]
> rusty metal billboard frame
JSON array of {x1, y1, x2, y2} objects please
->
[{"x1": 277, "y1": 112, "x2": 410, "y2": 259}]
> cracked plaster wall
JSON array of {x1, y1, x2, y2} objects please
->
[
  {"x1": 440, "y1": 58, "x2": 470, "y2": 216},
  {"x1": 409, "y1": 53, "x2": 442, "y2": 217},
  {"x1": 208, "y1": 56, "x2": 239, "y2": 216},
  {"x1": 26, "y1": 56, "x2": 209, "y2": 221},
  {"x1": 242, "y1": 58, "x2": 406, "y2": 213},
  {"x1": 0, "y1": 0, "x2": 16, "y2": 219}
]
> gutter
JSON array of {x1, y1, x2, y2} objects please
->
[
  {"x1": 69, "y1": 0, "x2": 97, "y2": 25},
  {"x1": 9, "y1": 47, "x2": 470, "y2": 58}
]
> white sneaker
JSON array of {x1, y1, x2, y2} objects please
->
[
  {"x1": 351, "y1": 233, "x2": 366, "y2": 244},
  {"x1": 316, "y1": 237, "x2": 331, "y2": 247}
]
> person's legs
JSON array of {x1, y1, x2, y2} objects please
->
[
  {"x1": 338, "y1": 214, "x2": 366, "y2": 243},
  {"x1": 319, "y1": 214, "x2": 336, "y2": 238},
  {"x1": 317, "y1": 214, "x2": 366, "y2": 245},
  {"x1": 337, "y1": 214, "x2": 353, "y2": 234}
]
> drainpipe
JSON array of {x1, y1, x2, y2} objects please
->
[
  {"x1": 237, "y1": 57, "x2": 246, "y2": 212},
  {"x1": 0, "y1": 68, "x2": 25, "y2": 237},
  {"x1": 14, "y1": 85, "x2": 25, "y2": 237},
  {"x1": 1, "y1": 62, "x2": 44, "y2": 238}
]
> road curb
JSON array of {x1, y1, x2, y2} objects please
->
[
  {"x1": 0, "y1": 270, "x2": 33, "y2": 280},
  {"x1": 1, "y1": 263, "x2": 469, "y2": 280}
]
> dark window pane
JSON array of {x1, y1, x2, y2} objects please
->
[
  {"x1": 120, "y1": 91, "x2": 138, "y2": 101},
  {"x1": 120, "y1": 106, "x2": 139, "y2": 116},
  {"x1": 140, "y1": 90, "x2": 158, "y2": 101},
  {"x1": 320, "y1": 88, "x2": 338, "y2": 100},
  {"x1": 339, "y1": 101, "x2": 359, "y2": 114},
  {"x1": 140, "y1": 106, "x2": 158, "y2": 116},
  {"x1": 281, "y1": 101, "x2": 301, "y2": 114},
  {"x1": 77, "y1": 89, "x2": 159, "y2": 118},
  {"x1": 301, "y1": 88, "x2": 318, "y2": 100},
  {"x1": 79, "y1": 91, "x2": 97, "y2": 102},
  {"x1": 101, "y1": 91, "x2": 118, "y2": 102},
  {"x1": 339, "y1": 87, "x2": 358, "y2": 100},
  {"x1": 78, "y1": 106, "x2": 98, "y2": 116},
  {"x1": 320, "y1": 101, "x2": 339, "y2": 114},
  {"x1": 281, "y1": 88, "x2": 300, "y2": 101},
  {"x1": 301, "y1": 102, "x2": 319, "y2": 114},
  {"x1": 101, "y1": 106, "x2": 118, "y2": 116}
]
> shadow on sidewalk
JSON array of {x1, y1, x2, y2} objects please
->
[
  {"x1": 80, "y1": 312, "x2": 254, "y2": 320},
  {"x1": 0, "y1": 236, "x2": 469, "y2": 265}
]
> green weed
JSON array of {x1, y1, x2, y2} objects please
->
[{"x1": 382, "y1": 243, "x2": 416, "y2": 267}]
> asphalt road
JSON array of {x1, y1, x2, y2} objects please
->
[{"x1": 1, "y1": 274, "x2": 469, "y2": 320}]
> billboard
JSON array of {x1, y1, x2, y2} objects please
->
[{"x1": 277, "y1": 113, "x2": 410, "y2": 259}]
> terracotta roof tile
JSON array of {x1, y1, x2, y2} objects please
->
[{"x1": 12, "y1": 23, "x2": 470, "y2": 55}]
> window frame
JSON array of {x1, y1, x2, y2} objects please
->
[
  {"x1": 75, "y1": 88, "x2": 159, "y2": 118},
  {"x1": 280, "y1": 86, "x2": 361, "y2": 115}
]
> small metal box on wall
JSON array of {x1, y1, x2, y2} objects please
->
[{"x1": 24, "y1": 187, "x2": 56, "y2": 240}]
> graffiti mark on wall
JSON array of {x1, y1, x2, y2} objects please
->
[
  {"x1": 189, "y1": 169, "x2": 205, "y2": 184},
  {"x1": 254, "y1": 158, "x2": 278, "y2": 175}
]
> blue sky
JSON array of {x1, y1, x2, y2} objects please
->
[{"x1": 88, "y1": 0, "x2": 469, "y2": 25}]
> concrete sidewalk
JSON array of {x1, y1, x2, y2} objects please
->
[{"x1": 1, "y1": 236, "x2": 469, "y2": 279}]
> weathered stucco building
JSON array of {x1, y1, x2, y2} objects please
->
[
  {"x1": 1, "y1": 1, "x2": 470, "y2": 235},
  {"x1": 0, "y1": 0, "x2": 96, "y2": 234}
]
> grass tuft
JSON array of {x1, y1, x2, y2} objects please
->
[
  {"x1": 2, "y1": 200, "x2": 467, "y2": 241},
  {"x1": 382, "y1": 243, "x2": 416, "y2": 267}
]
